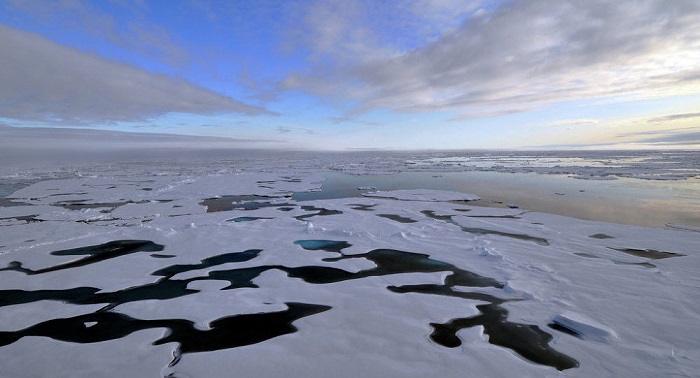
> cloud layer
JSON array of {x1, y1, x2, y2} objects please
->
[
  {"x1": 0, "y1": 25, "x2": 269, "y2": 124},
  {"x1": 283, "y1": 0, "x2": 700, "y2": 118}
]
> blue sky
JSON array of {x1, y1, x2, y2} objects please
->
[{"x1": 1, "y1": 0, "x2": 699, "y2": 150}]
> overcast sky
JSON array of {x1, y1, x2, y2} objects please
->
[{"x1": 1, "y1": 0, "x2": 699, "y2": 150}]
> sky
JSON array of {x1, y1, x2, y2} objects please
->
[{"x1": 1, "y1": 0, "x2": 699, "y2": 150}]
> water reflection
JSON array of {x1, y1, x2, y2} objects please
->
[{"x1": 294, "y1": 171, "x2": 700, "y2": 228}]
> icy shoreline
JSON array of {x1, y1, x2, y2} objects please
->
[{"x1": 1, "y1": 168, "x2": 699, "y2": 377}]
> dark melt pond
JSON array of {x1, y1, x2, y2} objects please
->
[
  {"x1": 0, "y1": 238, "x2": 578, "y2": 371},
  {"x1": 200, "y1": 195, "x2": 293, "y2": 212}
]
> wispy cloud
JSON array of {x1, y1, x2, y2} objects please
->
[
  {"x1": 545, "y1": 119, "x2": 600, "y2": 127},
  {"x1": 277, "y1": 126, "x2": 315, "y2": 134},
  {"x1": 0, "y1": 124, "x2": 287, "y2": 163},
  {"x1": 5, "y1": 0, "x2": 189, "y2": 66},
  {"x1": 0, "y1": 25, "x2": 271, "y2": 124},
  {"x1": 640, "y1": 131, "x2": 700, "y2": 145},
  {"x1": 618, "y1": 126, "x2": 700, "y2": 138},
  {"x1": 281, "y1": 0, "x2": 700, "y2": 119},
  {"x1": 616, "y1": 124, "x2": 700, "y2": 145},
  {"x1": 647, "y1": 112, "x2": 700, "y2": 124}
]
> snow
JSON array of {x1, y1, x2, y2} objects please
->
[
  {"x1": 0, "y1": 162, "x2": 699, "y2": 378},
  {"x1": 403, "y1": 150, "x2": 700, "y2": 181}
]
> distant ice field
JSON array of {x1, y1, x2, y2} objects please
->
[
  {"x1": 2, "y1": 149, "x2": 699, "y2": 228},
  {"x1": 2, "y1": 149, "x2": 699, "y2": 229},
  {"x1": 0, "y1": 150, "x2": 698, "y2": 377}
]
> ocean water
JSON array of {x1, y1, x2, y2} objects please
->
[{"x1": 293, "y1": 170, "x2": 700, "y2": 228}]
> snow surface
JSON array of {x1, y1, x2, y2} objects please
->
[{"x1": 1, "y1": 167, "x2": 699, "y2": 378}]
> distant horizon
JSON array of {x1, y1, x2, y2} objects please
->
[{"x1": 1, "y1": 123, "x2": 697, "y2": 153}]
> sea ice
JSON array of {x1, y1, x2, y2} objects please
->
[{"x1": 0, "y1": 167, "x2": 699, "y2": 378}]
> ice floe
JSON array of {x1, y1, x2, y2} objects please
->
[{"x1": 0, "y1": 166, "x2": 699, "y2": 378}]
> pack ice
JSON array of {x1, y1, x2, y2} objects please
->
[{"x1": 0, "y1": 170, "x2": 698, "y2": 378}]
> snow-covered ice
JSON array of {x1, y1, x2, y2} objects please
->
[{"x1": 0, "y1": 158, "x2": 699, "y2": 378}]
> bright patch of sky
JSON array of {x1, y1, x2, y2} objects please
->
[{"x1": 1, "y1": 0, "x2": 699, "y2": 150}]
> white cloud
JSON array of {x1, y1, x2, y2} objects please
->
[
  {"x1": 0, "y1": 124, "x2": 287, "y2": 164},
  {"x1": 647, "y1": 112, "x2": 700, "y2": 123},
  {"x1": 639, "y1": 131, "x2": 700, "y2": 145},
  {"x1": 0, "y1": 25, "x2": 270, "y2": 124},
  {"x1": 5, "y1": 0, "x2": 188, "y2": 66},
  {"x1": 282, "y1": 0, "x2": 700, "y2": 119},
  {"x1": 276, "y1": 126, "x2": 315, "y2": 134},
  {"x1": 408, "y1": 0, "x2": 485, "y2": 39},
  {"x1": 545, "y1": 119, "x2": 600, "y2": 128}
]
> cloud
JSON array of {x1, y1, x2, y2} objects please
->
[
  {"x1": 0, "y1": 123, "x2": 284, "y2": 150},
  {"x1": 0, "y1": 25, "x2": 271, "y2": 124},
  {"x1": 640, "y1": 131, "x2": 700, "y2": 145},
  {"x1": 276, "y1": 126, "x2": 315, "y2": 134},
  {"x1": 647, "y1": 112, "x2": 700, "y2": 123},
  {"x1": 4, "y1": 0, "x2": 189, "y2": 66},
  {"x1": 0, "y1": 124, "x2": 287, "y2": 163},
  {"x1": 617, "y1": 124, "x2": 700, "y2": 144},
  {"x1": 618, "y1": 126, "x2": 700, "y2": 138},
  {"x1": 545, "y1": 119, "x2": 600, "y2": 127},
  {"x1": 282, "y1": 0, "x2": 700, "y2": 118}
]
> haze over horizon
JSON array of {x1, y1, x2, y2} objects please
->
[{"x1": 1, "y1": 0, "x2": 699, "y2": 151}]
